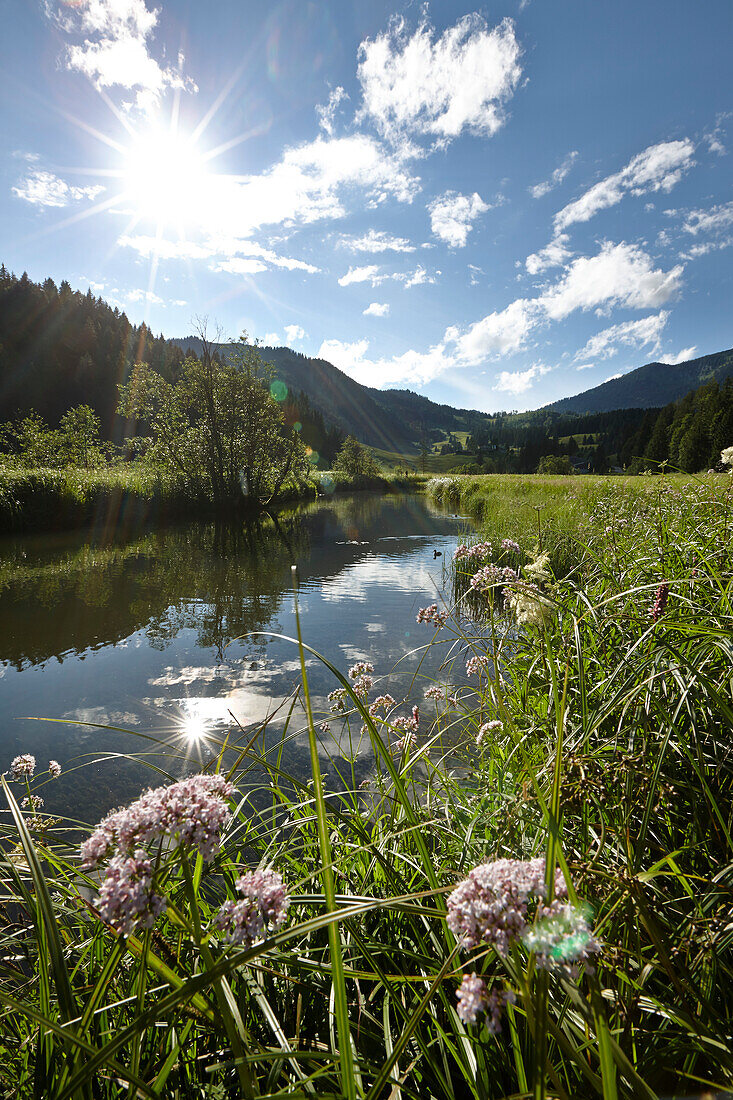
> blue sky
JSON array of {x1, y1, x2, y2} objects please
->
[{"x1": 2, "y1": 0, "x2": 731, "y2": 411}]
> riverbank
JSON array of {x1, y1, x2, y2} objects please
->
[
  {"x1": 0, "y1": 464, "x2": 427, "y2": 533},
  {"x1": 2, "y1": 469, "x2": 732, "y2": 1096}
]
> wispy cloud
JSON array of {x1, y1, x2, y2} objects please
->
[
  {"x1": 525, "y1": 233, "x2": 572, "y2": 274},
  {"x1": 573, "y1": 312, "x2": 670, "y2": 362},
  {"x1": 13, "y1": 169, "x2": 104, "y2": 207},
  {"x1": 428, "y1": 190, "x2": 488, "y2": 247},
  {"x1": 554, "y1": 139, "x2": 695, "y2": 232},
  {"x1": 317, "y1": 86, "x2": 348, "y2": 137},
  {"x1": 529, "y1": 151, "x2": 578, "y2": 199},
  {"x1": 339, "y1": 229, "x2": 416, "y2": 253},
  {"x1": 358, "y1": 13, "x2": 522, "y2": 144},
  {"x1": 338, "y1": 264, "x2": 434, "y2": 288}
]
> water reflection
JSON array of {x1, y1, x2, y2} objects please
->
[{"x1": 0, "y1": 494, "x2": 473, "y2": 822}]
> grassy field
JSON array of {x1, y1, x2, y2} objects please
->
[{"x1": 1, "y1": 467, "x2": 732, "y2": 1096}]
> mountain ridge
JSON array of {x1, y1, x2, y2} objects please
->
[{"x1": 543, "y1": 347, "x2": 733, "y2": 414}]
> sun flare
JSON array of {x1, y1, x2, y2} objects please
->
[{"x1": 122, "y1": 123, "x2": 213, "y2": 230}]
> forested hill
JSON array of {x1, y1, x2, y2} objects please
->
[
  {"x1": 172, "y1": 338, "x2": 495, "y2": 451},
  {"x1": 545, "y1": 348, "x2": 733, "y2": 414},
  {"x1": 0, "y1": 265, "x2": 183, "y2": 435}
]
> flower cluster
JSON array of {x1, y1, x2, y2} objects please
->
[
  {"x1": 392, "y1": 731, "x2": 417, "y2": 755},
  {"x1": 416, "y1": 604, "x2": 447, "y2": 627},
  {"x1": 470, "y1": 564, "x2": 518, "y2": 592},
  {"x1": 523, "y1": 902, "x2": 601, "y2": 977},
  {"x1": 424, "y1": 685, "x2": 444, "y2": 700},
  {"x1": 213, "y1": 868, "x2": 289, "y2": 946},
  {"x1": 447, "y1": 858, "x2": 566, "y2": 954},
  {"x1": 456, "y1": 973, "x2": 515, "y2": 1029},
  {"x1": 9, "y1": 754, "x2": 36, "y2": 780},
  {"x1": 49, "y1": 760, "x2": 62, "y2": 778},
  {"x1": 454, "y1": 541, "x2": 492, "y2": 562},
  {"x1": 96, "y1": 850, "x2": 164, "y2": 935},
  {"x1": 81, "y1": 773, "x2": 234, "y2": 869},
  {"x1": 649, "y1": 582, "x2": 669, "y2": 623},
  {"x1": 477, "y1": 719, "x2": 503, "y2": 745},
  {"x1": 349, "y1": 661, "x2": 374, "y2": 679},
  {"x1": 466, "y1": 654, "x2": 490, "y2": 678},
  {"x1": 22, "y1": 795, "x2": 44, "y2": 812},
  {"x1": 501, "y1": 539, "x2": 521, "y2": 553},
  {"x1": 369, "y1": 693, "x2": 396, "y2": 715},
  {"x1": 351, "y1": 675, "x2": 373, "y2": 700},
  {"x1": 721, "y1": 445, "x2": 733, "y2": 467},
  {"x1": 328, "y1": 688, "x2": 349, "y2": 713}
]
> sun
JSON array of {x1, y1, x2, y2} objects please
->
[{"x1": 121, "y1": 121, "x2": 214, "y2": 230}]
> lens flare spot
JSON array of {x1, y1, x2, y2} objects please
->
[{"x1": 270, "y1": 379, "x2": 288, "y2": 402}]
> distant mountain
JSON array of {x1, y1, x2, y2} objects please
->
[
  {"x1": 545, "y1": 348, "x2": 733, "y2": 414},
  {"x1": 170, "y1": 338, "x2": 493, "y2": 452}
]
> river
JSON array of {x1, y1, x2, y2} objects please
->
[{"x1": 0, "y1": 492, "x2": 474, "y2": 824}]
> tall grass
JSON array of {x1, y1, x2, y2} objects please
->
[{"x1": 1, "y1": 470, "x2": 732, "y2": 1097}]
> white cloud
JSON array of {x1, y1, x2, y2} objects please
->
[
  {"x1": 428, "y1": 190, "x2": 488, "y2": 247},
  {"x1": 54, "y1": 0, "x2": 197, "y2": 113},
  {"x1": 529, "y1": 151, "x2": 578, "y2": 199},
  {"x1": 493, "y1": 362, "x2": 551, "y2": 395},
  {"x1": 682, "y1": 200, "x2": 733, "y2": 236},
  {"x1": 338, "y1": 263, "x2": 434, "y2": 288},
  {"x1": 446, "y1": 299, "x2": 537, "y2": 364},
  {"x1": 340, "y1": 229, "x2": 416, "y2": 253},
  {"x1": 554, "y1": 139, "x2": 695, "y2": 232},
  {"x1": 604, "y1": 373, "x2": 623, "y2": 382},
  {"x1": 120, "y1": 233, "x2": 319, "y2": 274},
  {"x1": 317, "y1": 86, "x2": 348, "y2": 137},
  {"x1": 339, "y1": 265, "x2": 382, "y2": 287},
  {"x1": 540, "y1": 242, "x2": 683, "y2": 320},
  {"x1": 447, "y1": 242, "x2": 682, "y2": 365},
  {"x1": 363, "y1": 302, "x2": 390, "y2": 316},
  {"x1": 318, "y1": 337, "x2": 454, "y2": 388},
  {"x1": 576, "y1": 363, "x2": 595, "y2": 371},
  {"x1": 284, "y1": 324, "x2": 306, "y2": 344},
  {"x1": 12, "y1": 169, "x2": 104, "y2": 207},
  {"x1": 658, "y1": 346, "x2": 697, "y2": 364},
  {"x1": 214, "y1": 257, "x2": 268, "y2": 275},
  {"x1": 679, "y1": 237, "x2": 733, "y2": 260},
  {"x1": 358, "y1": 13, "x2": 521, "y2": 143},
  {"x1": 573, "y1": 311, "x2": 670, "y2": 362},
  {"x1": 525, "y1": 233, "x2": 572, "y2": 274},
  {"x1": 263, "y1": 332, "x2": 280, "y2": 345},
  {"x1": 118, "y1": 235, "x2": 213, "y2": 260},
  {"x1": 125, "y1": 288, "x2": 164, "y2": 304}
]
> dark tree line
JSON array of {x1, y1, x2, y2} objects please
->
[{"x1": 0, "y1": 264, "x2": 183, "y2": 438}]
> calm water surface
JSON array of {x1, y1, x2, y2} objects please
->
[{"x1": 0, "y1": 493, "x2": 474, "y2": 822}]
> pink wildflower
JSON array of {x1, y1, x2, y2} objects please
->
[
  {"x1": 456, "y1": 973, "x2": 515, "y2": 1030},
  {"x1": 96, "y1": 850, "x2": 164, "y2": 935},
  {"x1": 477, "y1": 720, "x2": 503, "y2": 745},
  {"x1": 80, "y1": 773, "x2": 234, "y2": 869},
  {"x1": 501, "y1": 539, "x2": 521, "y2": 554},
  {"x1": 392, "y1": 731, "x2": 417, "y2": 755},
  {"x1": 416, "y1": 604, "x2": 447, "y2": 628},
  {"x1": 466, "y1": 655, "x2": 490, "y2": 678},
  {"x1": 424, "y1": 685, "x2": 444, "y2": 700},
  {"x1": 369, "y1": 694, "x2": 396, "y2": 716},
  {"x1": 351, "y1": 675, "x2": 373, "y2": 700},
  {"x1": 348, "y1": 661, "x2": 374, "y2": 679},
  {"x1": 328, "y1": 688, "x2": 349, "y2": 713},
  {"x1": 447, "y1": 858, "x2": 567, "y2": 954},
  {"x1": 22, "y1": 795, "x2": 44, "y2": 812},
  {"x1": 319, "y1": 721, "x2": 331, "y2": 734},
  {"x1": 214, "y1": 868, "x2": 289, "y2": 946},
  {"x1": 49, "y1": 760, "x2": 62, "y2": 778},
  {"x1": 9, "y1": 754, "x2": 35, "y2": 780},
  {"x1": 650, "y1": 582, "x2": 669, "y2": 623}
]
